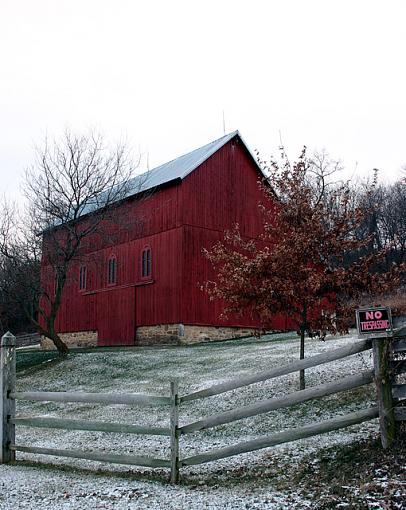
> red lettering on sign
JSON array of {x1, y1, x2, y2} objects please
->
[{"x1": 360, "y1": 320, "x2": 389, "y2": 331}]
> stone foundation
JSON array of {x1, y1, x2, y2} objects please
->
[
  {"x1": 41, "y1": 330, "x2": 98, "y2": 350},
  {"x1": 41, "y1": 325, "x2": 258, "y2": 349},
  {"x1": 136, "y1": 324, "x2": 258, "y2": 345},
  {"x1": 136, "y1": 324, "x2": 180, "y2": 345}
]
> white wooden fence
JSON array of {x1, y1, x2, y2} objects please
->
[{"x1": 1, "y1": 330, "x2": 405, "y2": 483}]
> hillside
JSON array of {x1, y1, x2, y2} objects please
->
[{"x1": 1, "y1": 332, "x2": 405, "y2": 509}]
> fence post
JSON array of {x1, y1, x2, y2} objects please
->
[
  {"x1": 170, "y1": 380, "x2": 180, "y2": 483},
  {"x1": 372, "y1": 336, "x2": 396, "y2": 449},
  {"x1": 1, "y1": 331, "x2": 16, "y2": 463}
]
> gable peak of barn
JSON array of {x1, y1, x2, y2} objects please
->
[{"x1": 125, "y1": 130, "x2": 262, "y2": 197}]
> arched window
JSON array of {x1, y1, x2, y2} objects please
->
[
  {"x1": 108, "y1": 256, "x2": 117, "y2": 285},
  {"x1": 79, "y1": 266, "x2": 87, "y2": 290},
  {"x1": 141, "y1": 247, "x2": 151, "y2": 278}
]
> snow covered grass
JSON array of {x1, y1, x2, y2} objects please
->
[{"x1": 1, "y1": 332, "x2": 404, "y2": 509}]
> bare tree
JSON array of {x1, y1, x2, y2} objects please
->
[
  {"x1": 379, "y1": 181, "x2": 406, "y2": 265},
  {"x1": 307, "y1": 149, "x2": 344, "y2": 205},
  {"x1": 349, "y1": 174, "x2": 406, "y2": 269},
  {"x1": 0, "y1": 129, "x2": 142, "y2": 355}
]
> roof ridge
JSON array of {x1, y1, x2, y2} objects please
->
[
  {"x1": 124, "y1": 131, "x2": 241, "y2": 196},
  {"x1": 179, "y1": 130, "x2": 239, "y2": 179},
  {"x1": 144, "y1": 130, "x2": 239, "y2": 176}
]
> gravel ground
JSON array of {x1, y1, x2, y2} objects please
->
[{"x1": 0, "y1": 332, "x2": 403, "y2": 509}]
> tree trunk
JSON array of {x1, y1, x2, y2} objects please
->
[
  {"x1": 299, "y1": 326, "x2": 305, "y2": 390},
  {"x1": 36, "y1": 322, "x2": 69, "y2": 357},
  {"x1": 44, "y1": 274, "x2": 69, "y2": 356},
  {"x1": 299, "y1": 303, "x2": 307, "y2": 390},
  {"x1": 48, "y1": 333, "x2": 69, "y2": 357}
]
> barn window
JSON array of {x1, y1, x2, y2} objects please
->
[
  {"x1": 108, "y1": 256, "x2": 117, "y2": 285},
  {"x1": 79, "y1": 266, "x2": 87, "y2": 290},
  {"x1": 141, "y1": 247, "x2": 151, "y2": 278}
]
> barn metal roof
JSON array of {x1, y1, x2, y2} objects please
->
[
  {"x1": 65, "y1": 130, "x2": 262, "y2": 222},
  {"x1": 125, "y1": 130, "x2": 245, "y2": 197}
]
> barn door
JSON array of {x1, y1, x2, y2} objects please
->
[{"x1": 97, "y1": 286, "x2": 136, "y2": 346}]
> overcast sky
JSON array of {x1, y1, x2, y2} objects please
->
[{"x1": 1, "y1": 0, "x2": 405, "y2": 200}]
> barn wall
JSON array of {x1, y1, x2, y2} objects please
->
[
  {"x1": 42, "y1": 184, "x2": 182, "y2": 264},
  {"x1": 179, "y1": 139, "x2": 290, "y2": 332},
  {"x1": 48, "y1": 226, "x2": 182, "y2": 344},
  {"x1": 181, "y1": 138, "x2": 265, "y2": 238},
  {"x1": 178, "y1": 225, "x2": 291, "y2": 331},
  {"x1": 134, "y1": 227, "x2": 182, "y2": 328},
  {"x1": 180, "y1": 224, "x2": 261, "y2": 328},
  {"x1": 180, "y1": 139, "x2": 265, "y2": 329},
  {"x1": 40, "y1": 183, "x2": 183, "y2": 341}
]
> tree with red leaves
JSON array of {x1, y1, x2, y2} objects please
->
[{"x1": 204, "y1": 148, "x2": 404, "y2": 389}]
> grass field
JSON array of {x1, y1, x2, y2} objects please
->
[{"x1": 1, "y1": 332, "x2": 405, "y2": 509}]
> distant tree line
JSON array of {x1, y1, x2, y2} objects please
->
[
  {"x1": 308, "y1": 153, "x2": 406, "y2": 270},
  {"x1": 345, "y1": 175, "x2": 406, "y2": 316},
  {"x1": 352, "y1": 177, "x2": 406, "y2": 268}
]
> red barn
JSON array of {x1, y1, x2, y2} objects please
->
[{"x1": 41, "y1": 131, "x2": 285, "y2": 348}]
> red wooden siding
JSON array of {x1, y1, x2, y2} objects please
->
[
  {"x1": 181, "y1": 138, "x2": 264, "y2": 238},
  {"x1": 181, "y1": 224, "x2": 261, "y2": 328},
  {"x1": 134, "y1": 228, "x2": 182, "y2": 327},
  {"x1": 97, "y1": 286, "x2": 135, "y2": 346},
  {"x1": 179, "y1": 139, "x2": 265, "y2": 328},
  {"x1": 58, "y1": 184, "x2": 182, "y2": 258},
  {"x1": 41, "y1": 182, "x2": 183, "y2": 342},
  {"x1": 48, "y1": 227, "x2": 182, "y2": 344}
]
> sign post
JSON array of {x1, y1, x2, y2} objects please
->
[{"x1": 355, "y1": 307, "x2": 395, "y2": 448}]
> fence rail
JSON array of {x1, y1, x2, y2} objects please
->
[
  {"x1": 180, "y1": 338, "x2": 372, "y2": 403},
  {"x1": 10, "y1": 445, "x2": 171, "y2": 468},
  {"x1": 180, "y1": 370, "x2": 374, "y2": 434},
  {"x1": 1, "y1": 330, "x2": 405, "y2": 483},
  {"x1": 181, "y1": 407, "x2": 380, "y2": 466},
  {"x1": 15, "y1": 333, "x2": 41, "y2": 347},
  {"x1": 393, "y1": 385, "x2": 406, "y2": 399},
  {"x1": 1, "y1": 331, "x2": 177, "y2": 475},
  {"x1": 393, "y1": 339, "x2": 406, "y2": 353},
  {"x1": 394, "y1": 408, "x2": 406, "y2": 421},
  {"x1": 10, "y1": 390, "x2": 170, "y2": 406},
  {"x1": 10, "y1": 417, "x2": 171, "y2": 436},
  {"x1": 391, "y1": 334, "x2": 406, "y2": 425},
  {"x1": 391, "y1": 360, "x2": 406, "y2": 374}
]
